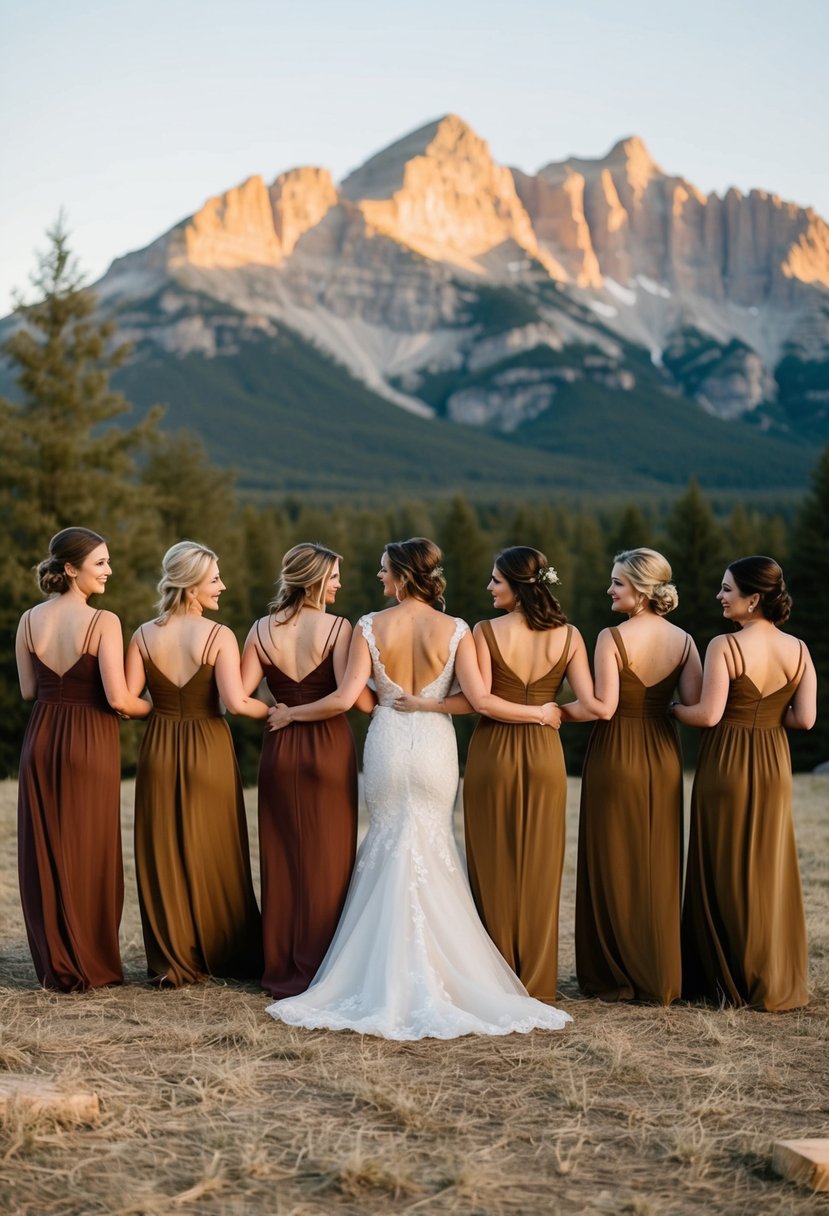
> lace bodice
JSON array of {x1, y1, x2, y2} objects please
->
[{"x1": 358, "y1": 613, "x2": 468, "y2": 706}]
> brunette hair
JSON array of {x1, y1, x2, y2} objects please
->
[
  {"x1": 727, "y1": 555, "x2": 792, "y2": 625},
  {"x1": 613, "y1": 548, "x2": 679, "y2": 616},
  {"x1": 36, "y1": 527, "x2": 106, "y2": 595},
  {"x1": 268, "y1": 542, "x2": 341, "y2": 622},
  {"x1": 156, "y1": 540, "x2": 218, "y2": 622},
  {"x1": 384, "y1": 537, "x2": 446, "y2": 610},
  {"x1": 494, "y1": 546, "x2": 567, "y2": 631}
]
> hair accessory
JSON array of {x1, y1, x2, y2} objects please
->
[
  {"x1": 537, "y1": 565, "x2": 561, "y2": 588},
  {"x1": 433, "y1": 565, "x2": 444, "y2": 578}
]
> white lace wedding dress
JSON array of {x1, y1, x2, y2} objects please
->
[{"x1": 265, "y1": 614, "x2": 572, "y2": 1040}]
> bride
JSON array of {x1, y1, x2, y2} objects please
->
[{"x1": 265, "y1": 538, "x2": 572, "y2": 1039}]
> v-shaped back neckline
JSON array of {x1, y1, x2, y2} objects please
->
[
  {"x1": 610, "y1": 626, "x2": 688, "y2": 690},
  {"x1": 727, "y1": 633, "x2": 805, "y2": 700},
  {"x1": 261, "y1": 650, "x2": 334, "y2": 685},
  {"x1": 483, "y1": 620, "x2": 571, "y2": 688},
  {"x1": 144, "y1": 653, "x2": 212, "y2": 691}
]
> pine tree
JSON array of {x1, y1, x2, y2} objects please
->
[
  {"x1": 439, "y1": 495, "x2": 490, "y2": 625},
  {"x1": 0, "y1": 218, "x2": 164, "y2": 772},
  {"x1": 662, "y1": 480, "x2": 726, "y2": 653},
  {"x1": 788, "y1": 445, "x2": 829, "y2": 770}
]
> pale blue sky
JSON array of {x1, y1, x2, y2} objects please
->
[{"x1": 2, "y1": 0, "x2": 827, "y2": 312}]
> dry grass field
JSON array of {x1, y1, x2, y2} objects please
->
[{"x1": 1, "y1": 775, "x2": 828, "y2": 1215}]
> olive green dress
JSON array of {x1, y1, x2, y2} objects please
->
[
  {"x1": 463, "y1": 622, "x2": 572, "y2": 1002},
  {"x1": 682, "y1": 634, "x2": 808, "y2": 1010},
  {"x1": 134, "y1": 623, "x2": 262, "y2": 985},
  {"x1": 575, "y1": 627, "x2": 690, "y2": 1004}
]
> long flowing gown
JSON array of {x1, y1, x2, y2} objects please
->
[
  {"x1": 463, "y1": 621, "x2": 572, "y2": 1001},
  {"x1": 266, "y1": 614, "x2": 572, "y2": 1039},
  {"x1": 134, "y1": 623, "x2": 262, "y2": 985},
  {"x1": 681, "y1": 634, "x2": 808, "y2": 1010},
  {"x1": 17, "y1": 609, "x2": 123, "y2": 992},
  {"x1": 575, "y1": 627, "x2": 690, "y2": 1004},
  {"x1": 255, "y1": 616, "x2": 358, "y2": 996}
]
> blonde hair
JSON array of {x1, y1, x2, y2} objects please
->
[
  {"x1": 613, "y1": 548, "x2": 678, "y2": 616},
  {"x1": 156, "y1": 540, "x2": 218, "y2": 622},
  {"x1": 269, "y1": 542, "x2": 341, "y2": 622}
]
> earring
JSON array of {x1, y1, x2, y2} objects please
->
[{"x1": 748, "y1": 604, "x2": 754, "y2": 614}]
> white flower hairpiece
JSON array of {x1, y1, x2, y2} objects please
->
[
  {"x1": 433, "y1": 565, "x2": 445, "y2": 578},
  {"x1": 536, "y1": 566, "x2": 561, "y2": 588}
]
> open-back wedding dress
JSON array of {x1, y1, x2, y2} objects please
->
[{"x1": 265, "y1": 614, "x2": 572, "y2": 1039}]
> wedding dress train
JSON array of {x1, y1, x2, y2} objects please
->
[{"x1": 266, "y1": 614, "x2": 572, "y2": 1040}]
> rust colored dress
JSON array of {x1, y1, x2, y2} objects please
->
[
  {"x1": 681, "y1": 635, "x2": 808, "y2": 1010},
  {"x1": 254, "y1": 616, "x2": 358, "y2": 997},
  {"x1": 17, "y1": 609, "x2": 123, "y2": 992},
  {"x1": 463, "y1": 621, "x2": 572, "y2": 1002},
  {"x1": 134, "y1": 623, "x2": 262, "y2": 986},
  {"x1": 575, "y1": 627, "x2": 690, "y2": 1004}
]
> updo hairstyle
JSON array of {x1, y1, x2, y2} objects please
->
[
  {"x1": 728, "y1": 555, "x2": 792, "y2": 625},
  {"x1": 36, "y1": 527, "x2": 106, "y2": 595},
  {"x1": 494, "y1": 546, "x2": 567, "y2": 631},
  {"x1": 156, "y1": 541, "x2": 217, "y2": 622},
  {"x1": 613, "y1": 548, "x2": 679, "y2": 616},
  {"x1": 384, "y1": 538, "x2": 446, "y2": 610},
  {"x1": 269, "y1": 542, "x2": 342, "y2": 621}
]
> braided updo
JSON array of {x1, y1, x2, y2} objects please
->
[
  {"x1": 35, "y1": 528, "x2": 106, "y2": 595},
  {"x1": 728, "y1": 556, "x2": 792, "y2": 625},
  {"x1": 384, "y1": 538, "x2": 446, "y2": 610}
]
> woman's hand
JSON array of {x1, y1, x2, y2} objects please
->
[
  {"x1": 540, "y1": 702, "x2": 562, "y2": 729},
  {"x1": 392, "y1": 692, "x2": 425, "y2": 713},
  {"x1": 268, "y1": 703, "x2": 293, "y2": 731}
]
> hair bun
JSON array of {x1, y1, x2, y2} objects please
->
[{"x1": 650, "y1": 580, "x2": 679, "y2": 616}]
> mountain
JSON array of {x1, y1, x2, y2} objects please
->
[{"x1": 11, "y1": 114, "x2": 829, "y2": 497}]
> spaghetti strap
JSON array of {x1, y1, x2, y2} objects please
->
[
  {"x1": 201, "y1": 623, "x2": 223, "y2": 667},
  {"x1": 792, "y1": 640, "x2": 806, "y2": 687},
  {"x1": 23, "y1": 609, "x2": 35, "y2": 652},
  {"x1": 480, "y1": 619, "x2": 506, "y2": 668},
  {"x1": 81, "y1": 610, "x2": 103, "y2": 655},
  {"x1": 680, "y1": 632, "x2": 692, "y2": 666},
  {"x1": 609, "y1": 626, "x2": 629, "y2": 669},
  {"x1": 255, "y1": 618, "x2": 273, "y2": 664},
  {"x1": 563, "y1": 624, "x2": 575, "y2": 664},
  {"x1": 324, "y1": 616, "x2": 345, "y2": 656},
  {"x1": 138, "y1": 624, "x2": 154, "y2": 665},
  {"x1": 726, "y1": 634, "x2": 745, "y2": 677}
]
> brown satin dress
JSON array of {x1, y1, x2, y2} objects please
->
[
  {"x1": 17, "y1": 610, "x2": 123, "y2": 991},
  {"x1": 255, "y1": 616, "x2": 358, "y2": 997},
  {"x1": 682, "y1": 634, "x2": 808, "y2": 1010},
  {"x1": 575, "y1": 627, "x2": 690, "y2": 1004},
  {"x1": 133, "y1": 623, "x2": 262, "y2": 986},
  {"x1": 463, "y1": 621, "x2": 572, "y2": 1002}
]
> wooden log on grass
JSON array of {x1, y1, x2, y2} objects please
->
[
  {"x1": 0, "y1": 1074, "x2": 99, "y2": 1123},
  {"x1": 772, "y1": 1139, "x2": 829, "y2": 1193}
]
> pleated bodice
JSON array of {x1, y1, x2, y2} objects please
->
[
  {"x1": 610, "y1": 628, "x2": 683, "y2": 720},
  {"x1": 262, "y1": 650, "x2": 337, "y2": 705},
  {"x1": 720, "y1": 673, "x2": 800, "y2": 731}
]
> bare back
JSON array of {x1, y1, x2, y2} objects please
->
[
  {"x1": 370, "y1": 605, "x2": 461, "y2": 696},
  {"x1": 484, "y1": 614, "x2": 572, "y2": 685},
  {"x1": 22, "y1": 599, "x2": 105, "y2": 675},
  {"x1": 135, "y1": 616, "x2": 224, "y2": 686},
  {"x1": 725, "y1": 625, "x2": 806, "y2": 696},
  {"x1": 255, "y1": 610, "x2": 345, "y2": 682},
  {"x1": 611, "y1": 615, "x2": 691, "y2": 685}
]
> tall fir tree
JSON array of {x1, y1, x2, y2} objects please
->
[
  {"x1": 788, "y1": 445, "x2": 829, "y2": 770},
  {"x1": 0, "y1": 220, "x2": 161, "y2": 771},
  {"x1": 662, "y1": 480, "x2": 726, "y2": 654}
]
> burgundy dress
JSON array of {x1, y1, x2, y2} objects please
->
[
  {"x1": 17, "y1": 609, "x2": 123, "y2": 991},
  {"x1": 255, "y1": 616, "x2": 358, "y2": 997}
]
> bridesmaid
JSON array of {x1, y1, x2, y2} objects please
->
[
  {"x1": 15, "y1": 527, "x2": 150, "y2": 991},
  {"x1": 126, "y1": 541, "x2": 268, "y2": 986},
  {"x1": 673, "y1": 555, "x2": 816, "y2": 1010},
  {"x1": 393, "y1": 546, "x2": 584, "y2": 1001},
  {"x1": 241, "y1": 543, "x2": 373, "y2": 997},
  {"x1": 562, "y1": 548, "x2": 702, "y2": 1004}
]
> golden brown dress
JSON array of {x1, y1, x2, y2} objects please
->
[
  {"x1": 681, "y1": 634, "x2": 808, "y2": 1010},
  {"x1": 463, "y1": 621, "x2": 572, "y2": 1002},
  {"x1": 134, "y1": 623, "x2": 262, "y2": 985},
  {"x1": 575, "y1": 627, "x2": 690, "y2": 1004},
  {"x1": 17, "y1": 610, "x2": 123, "y2": 992},
  {"x1": 254, "y1": 617, "x2": 358, "y2": 997}
]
